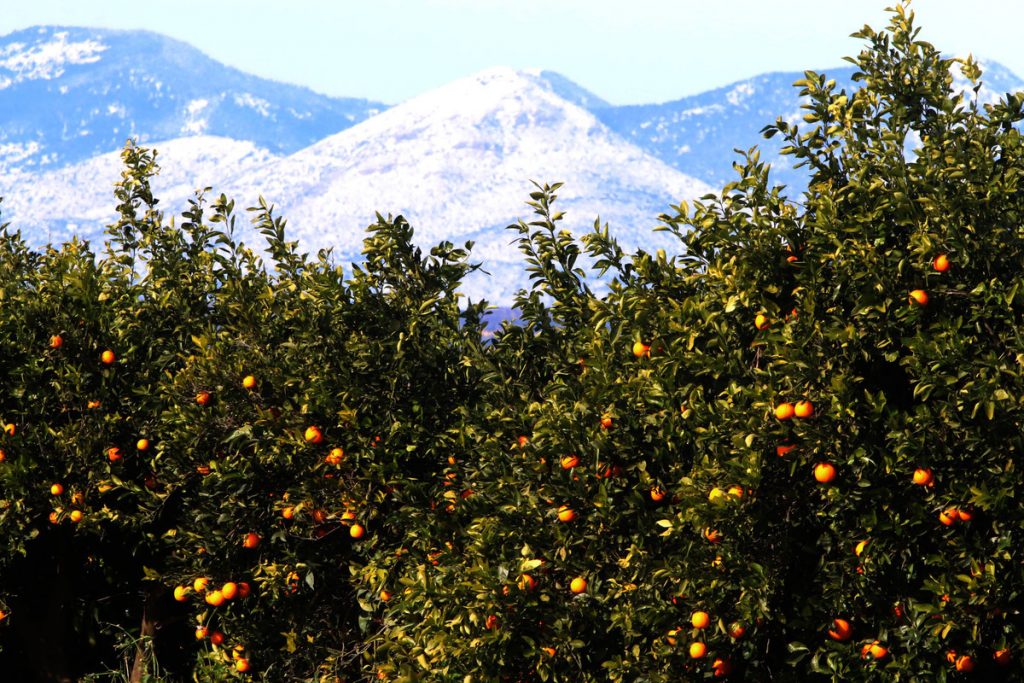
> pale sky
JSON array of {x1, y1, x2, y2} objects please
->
[{"x1": 0, "y1": 0, "x2": 1018, "y2": 105}]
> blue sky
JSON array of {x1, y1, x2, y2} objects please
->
[{"x1": 0, "y1": 0, "x2": 1019, "y2": 105}]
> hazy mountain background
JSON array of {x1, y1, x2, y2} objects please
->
[{"x1": 2, "y1": 25, "x2": 1022, "y2": 304}]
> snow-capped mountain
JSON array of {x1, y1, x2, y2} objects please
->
[{"x1": 0, "y1": 26, "x2": 384, "y2": 172}]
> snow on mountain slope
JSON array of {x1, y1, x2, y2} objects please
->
[
  {"x1": 1, "y1": 136, "x2": 278, "y2": 245},
  {"x1": 210, "y1": 67, "x2": 712, "y2": 299},
  {"x1": 0, "y1": 26, "x2": 385, "y2": 172}
]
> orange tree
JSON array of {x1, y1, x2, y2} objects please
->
[
  {"x1": 361, "y1": 5, "x2": 1024, "y2": 681},
  {"x1": 0, "y1": 144, "x2": 487, "y2": 680}
]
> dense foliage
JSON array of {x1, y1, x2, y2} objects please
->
[{"x1": 2, "y1": 5, "x2": 1023, "y2": 681}]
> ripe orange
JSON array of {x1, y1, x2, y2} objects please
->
[
  {"x1": 195, "y1": 391, "x2": 211, "y2": 406},
  {"x1": 209, "y1": 630, "x2": 225, "y2": 646},
  {"x1": 541, "y1": 647, "x2": 556, "y2": 657},
  {"x1": 0, "y1": 449, "x2": 5, "y2": 463},
  {"x1": 196, "y1": 465, "x2": 211, "y2": 476},
  {"x1": 650, "y1": 487, "x2": 667, "y2": 502},
  {"x1": 243, "y1": 532, "x2": 261, "y2": 549},
  {"x1": 557, "y1": 505, "x2": 575, "y2": 523},
  {"x1": 727, "y1": 485, "x2": 744, "y2": 499},
  {"x1": 49, "y1": 334, "x2": 63, "y2": 349},
  {"x1": 304, "y1": 426, "x2": 323, "y2": 444},
  {"x1": 828, "y1": 618, "x2": 853, "y2": 642},
  {"x1": 87, "y1": 400, "x2": 101, "y2": 409},
  {"x1": 101, "y1": 349, "x2": 115, "y2": 365},
  {"x1": 869, "y1": 642, "x2": 888, "y2": 659},
  {"x1": 728, "y1": 623, "x2": 746, "y2": 639},
  {"x1": 194, "y1": 626, "x2": 208, "y2": 640},
  {"x1": 691, "y1": 611, "x2": 710, "y2": 629},
  {"x1": 774, "y1": 402, "x2": 795, "y2": 420},
  {"x1": 173, "y1": 585, "x2": 189, "y2": 602},
  {"x1": 912, "y1": 467, "x2": 933, "y2": 486},
  {"x1": 50, "y1": 483, "x2": 64, "y2": 496},
  {"x1": 561, "y1": 454, "x2": 580, "y2": 469},
  {"x1": 665, "y1": 628, "x2": 680, "y2": 646},
  {"x1": 855, "y1": 540, "x2": 868, "y2": 557},
  {"x1": 235, "y1": 658, "x2": 250, "y2": 673},
  {"x1": 242, "y1": 374, "x2": 256, "y2": 389},
  {"x1": 48, "y1": 511, "x2": 60, "y2": 524},
  {"x1": 708, "y1": 487, "x2": 726, "y2": 503},
  {"x1": 517, "y1": 574, "x2": 537, "y2": 591},
  {"x1": 957, "y1": 507, "x2": 974, "y2": 522},
  {"x1": 350, "y1": 523, "x2": 366, "y2": 539},
  {"x1": 994, "y1": 648, "x2": 1011, "y2": 666},
  {"x1": 909, "y1": 289, "x2": 929, "y2": 306},
  {"x1": 69, "y1": 510, "x2": 83, "y2": 523},
  {"x1": 814, "y1": 462, "x2": 836, "y2": 483},
  {"x1": 107, "y1": 447, "x2": 122, "y2": 463},
  {"x1": 794, "y1": 400, "x2": 814, "y2": 418},
  {"x1": 933, "y1": 254, "x2": 950, "y2": 272},
  {"x1": 632, "y1": 340, "x2": 651, "y2": 358},
  {"x1": 517, "y1": 435, "x2": 529, "y2": 447},
  {"x1": 380, "y1": 590, "x2": 392, "y2": 602},
  {"x1": 221, "y1": 582, "x2": 238, "y2": 600},
  {"x1": 776, "y1": 444, "x2": 795, "y2": 457},
  {"x1": 712, "y1": 657, "x2": 733, "y2": 677},
  {"x1": 955, "y1": 655, "x2": 975, "y2": 672},
  {"x1": 689, "y1": 642, "x2": 707, "y2": 659},
  {"x1": 325, "y1": 447, "x2": 344, "y2": 465},
  {"x1": 600, "y1": 415, "x2": 613, "y2": 430},
  {"x1": 205, "y1": 590, "x2": 224, "y2": 607},
  {"x1": 570, "y1": 577, "x2": 587, "y2": 594},
  {"x1": 238, "y1": 582, "x2": 251, "y2": 598},
  {"x1": 282, "y1": 506, "x2": 294, "y2": 520},
  {"x1": 755, "y1": 314, "x2": 770, "y2": 331},
  {"x1": 704, "y1": 528, "x2": 723, "y2": 544},
  {"x1": 939, "y1": 508, "x2": 959, "y2": 526},
  {"x1": 485, "y1": 614, "x2": 500, "y2": 630},
  {"x1": 136, "y1": 438, "x2": 149, "y2": 452},
  {"x1": 3, "y1": 423, "x2": 14, "y2": 436}
]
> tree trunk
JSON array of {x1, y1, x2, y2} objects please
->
[{"x1": 129, "y1": 587, "x2": 159, "y2": 683}]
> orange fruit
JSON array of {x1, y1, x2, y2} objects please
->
[
  {"x1": 854, "y1": 540, "x2": 868, "y2": 557},
  {"x1": 665, "y1": 628, "x2": 680, "y2": 646},
  {"x1": 238, "y1": 582, "x2": 251, "y2": 598},
  {"x1": 909, "y1": 289, "x2": 929, "y2": 306},
  {"x1": 946, "y1": 650, "x2": 958, "y2": 665},
  {"x1": 50, "y1": 483, "x2": 64, "y2": 496},
  {"x1": 541, "y1": 647, "x2": 556, "y2": 657},
  {"x1": 194, "y1": 626, "x2": 208, "y2": 639},
  {"x1": 69, "y1": 510, "x2": 83, "y2": 523},
  {"x1": 485, "y1": 614, "x2": 500, "y2": 630},
  {"x1": 776, "y1": 444, "x2": 796, "y2": 457},
  {"x1": 242, "y1": 374, "x2": 256, "y2": 389},
  {"x1": 196, "y1": 465, "x2": 211, "y2": 476},
  {"x1": 794, "y1": 400, "x2": 814, "y2": 418},
  {"x1": 557, "y1": 505, "x2": 575, "y2": 523},
  {"x1": 173, "y1": 585, "x2": 189, "y2": 602},
  {"x1": 912, "y1": 467, "x2": 933, "y2": 486},
  {"x1": 517, "y1": 435, "x2": 529, "y2": 447},
  {"x1": 136, "y1": 438, "x2": 149, "y2": 452},
  {"x1": 955, "y1": 655, "x2": 975, "y2": 672},
  {"x1": 957, "y1": 507, "x2": 974, "y2": 522},
  {"x1": 379, "y1": 590, "x2": 392, "y2": 602},
  {"x1": 650, "y1": 487, "x2": 667, "y2": 502},
  {"x1": 87, "y1": 400, "x2": 101, "y2": 409},
  {"x1": 689, "y1": 642, "x2": 707, "y2": 659},
  {"x1": 708, "y1": 487, "x2": 726, "y2": 503},
  {"x1": 101, "y1": 349, "x2": 115, "y2": 365},
  {"x1": 0, "y1": 449, "x2": 5, "y2": 463},
  {"x1": 814, "y1": 462, "x2": 836, "y2": 483},
  {"x1": 235, "y1": 658, "x2": 250, "y2": 673},
  {"x1": 828, "y1": 618, "x2": 853, "y2": 642},
  {"x1": 282, "y1": 506, "x2": 294, "y2": 520},
  {"x1": 304, "y1": 426, "x2": 323, "y2": 444},
  {"x1": 3, "y1": 423, "x2": 14, "y2": 436},
  {"x1": 221, "y1": 582, "x2": 238, "y2": 600},
  {"x1": 632, "y1": 340, "x2": 651, "y2": 358},
  {"x1": 600, "y1": 415, "x2": 613, "y2": 430},
  {"x1": 205, "y1": 590, "x2": 224, "y2": 607},
  {"x1": 561, "y1": 454, "x2": 580, "y2": 469},
  {"x1": 712, "y1": 657, "x2": 733, "y2": 677},
  {"x1": 691, "y1": 611, "x2": 710, "y2": 629},
  {"x1": 869, "y1": 642, "x2": 888, "y2": 659},
  {"x1": 325, "y1": 447, "x2": 344, "y2": 465},
  {"x1": 728, "y1": 623, "x2": 746, "y2": 639},
  {"x1": 704, "y1": 528, "x2": 723, "y2": 544},
  {"x1": 243, "y1": 532, "x2": 261, "y2": 549},
  {"x1": 350, "y1": 523, "x2": 366, "y2": 539},
  {"x1": 754, "y1": 314, "x2": 770, "y2": 331},
  {"x1": 517, "y1": 574, "x2": 536, "y2": 591},
  {"x1": 939, "y1": 508, "x2": 959, "y2": 526},
  {"x1": 727, "y1": 485, "x2": 744, "y2": 499},
  {"x1": 570, "y1": 577, "x2": 587, "y2": 594},
  {"x1": 48, "y1": 511, "x2": 60, "y2": 524},
  {"x1": 209, "y1": 630, "x2": 225, "y2": 645},
  {"x1": 774, "y1": 403, "x2": 795, "y2": 420},
  {"x1": 933, "y1": 254, "x2": 950, "y2": 272},
  {"x1": 49, "y1": 334, "x2": 63, "y2": 349},
  {"x1": 107, "y1": 447, "x2": 122, "y2": 462},
  {"x1": 195, "y1": 391, "x2": 211, "y2": 406},
  {"x1": 994, "y1": 648, "x2": 1011, "y2": 666}
]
